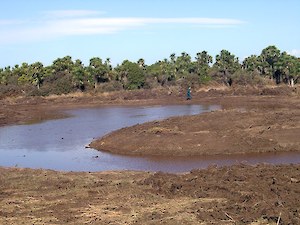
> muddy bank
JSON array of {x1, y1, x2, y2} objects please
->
[
  {"x1": 0, "y1": 88, "x2": 183, "y2": 127},
  {"x1": 1, "y1": 85, "x2": 298, "y2": 127},
  {"x1": 1, "y1": 85, "x2": 300, "y2": 224},
  {"x1": 91, "y1": 94, "x2": 300, "y2": 156},
  {"x1": 1, "y1": 86, "x2": 299, "y2": 157},
  {"x1": 1, "y1": 164, "x2": 299, "y2": 224}
]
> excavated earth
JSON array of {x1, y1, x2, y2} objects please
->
[{"x1": 0, "y1": 85, "x2": 300, "y2": 224}]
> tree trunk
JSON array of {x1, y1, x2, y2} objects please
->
[
  {"x1": 274, "y1": 70, "x2": 281, "y2": 84},
  {"x1": 290, "y1": 77, "x2": 294, "y2": 87}
]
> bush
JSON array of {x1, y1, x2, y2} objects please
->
[
  {"x1": 42, "y1": 72, "x2": 74, "y2": 95},
  {"x1": 94, "y1": 81, "x2": 124, "y2": 93},
  {"x1": 0, "y1": 84, "x2": 23, "y2": 98},
  {"x1": 176, "y1": 73, "x2": 199, "y2": 88},
  {"x1": 231, "y1": 70, "x2": 265, "y2": 86},
  {"x1": 144, "y1": 77, "x2": 161, "y2": 89}
]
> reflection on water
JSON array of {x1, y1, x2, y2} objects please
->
[{"x1": 0, "y1": 104, "x2": 299, "y2": 173}]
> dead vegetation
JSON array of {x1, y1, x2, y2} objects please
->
[
  {"x1": 0, "y1": 85, "x2": 299, "y2": 224},
  {"x1": 0, "y1": 164, "x2": 299, "y2": 224}
]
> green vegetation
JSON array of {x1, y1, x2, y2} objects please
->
[{"x1": 1, "y1": 45, "x2": 299, "y2": 97}]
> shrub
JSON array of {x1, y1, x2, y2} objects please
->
[
  {"x1": 94, "y1": 81, "x2": 124, "y2": 93},
  {"x1": 0, "y1": 84, "x2": 23, "y2": 98},
  {"x1": 231, "y1": 70, "x2": 265, "y2": 86}
]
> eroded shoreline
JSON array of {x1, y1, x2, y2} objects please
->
[
  {"x1": 91, "y1": 95, "x2": 300, "y2": 156},
  {"x1": 2, "y1": 86, "x2": 299, "y2": 157},
  {"x1": 1, "y1": 86, "x2": 300, "y2": 224}
]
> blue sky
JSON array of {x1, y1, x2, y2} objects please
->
[{"x1": 0, "y1": 0, "x2": 299, "y2": 68}]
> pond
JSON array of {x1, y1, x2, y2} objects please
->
[{"x1": 0, "y1": 104, "x2": 299, "y2": 173}]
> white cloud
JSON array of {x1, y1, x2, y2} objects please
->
[
  {"x1": 140, "y1": 17, "x2": 244, "y2": 25},
  {"x1": 0, "y1": 20, "x2": 13, "y2": 25},
  {"x1": 288, "y1": 49, "x2": 300, "y2": 57},
  {"x1": 0, "y1": 19, "x2": 25, "y2": 26},
  {"x1": 0, "y1": 10, "x2": 245, "y2": 44},
  {"x1": 42, "y1": 10, "x2": 105, "y2": 19}
]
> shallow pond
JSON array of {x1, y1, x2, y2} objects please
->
[{"x1": 0, "y1": 104, "x2": 299, "y2": 173}]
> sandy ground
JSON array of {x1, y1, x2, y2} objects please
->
[
  {"x1": 1, "y1": 164, "x2": 300, "y2": 225},
  {"x1": 0, "y1": 85, "x2": 300, "y2": 224},
  {"x1": 90, "y1": 87, "x2": 300, "y2": 156}
]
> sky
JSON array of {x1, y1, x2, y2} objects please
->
[{"x1": 0, "y1": 0, "x2": 299, "y2": 68}]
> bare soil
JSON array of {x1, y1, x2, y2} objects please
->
[
  {"x1": 1, "y1": 164, "x2": 300, "y2": 224},
  {"x1": 0, "y1": 85, "x2": 300, "y2": 224},
  {"x1": 90, "y1": 87, "x2": 300, "y2": 156}
]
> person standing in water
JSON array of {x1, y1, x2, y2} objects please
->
[{"x1": 186, "y1": 86, "x2": 192, "y2": 100}]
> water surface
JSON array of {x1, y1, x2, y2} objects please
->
[{"x1": 0, "y1": 104, "x2": 299, "y2": 173}]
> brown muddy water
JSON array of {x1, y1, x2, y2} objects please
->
[{"x1": 0, "y1": 105, "x2": 299, "y2": 173}]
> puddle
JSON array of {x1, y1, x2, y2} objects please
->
[{"x1": 0, "y1": 104, "x2": 299, "y2": 172}]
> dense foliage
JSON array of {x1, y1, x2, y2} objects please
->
[{"x1": 0, "y1": 45, "x2": 299, "y2": 96}]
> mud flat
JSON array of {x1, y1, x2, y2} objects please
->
[
  {"x1": 0, "y1": 85, "x2": 300, "y2": 224},
  {"x1": 0, "y1": 164, "x2": 299, "y2": 224},
  {"x1": 91, "y1": 88, "x2": 300, "y2": 157}
]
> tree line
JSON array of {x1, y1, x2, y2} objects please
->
[{"x1": 0, "y1": 45, "x2": 299, "y2": 96}]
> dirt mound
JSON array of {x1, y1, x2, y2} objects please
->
[
  {"x1": 1, "y1": 164, "x2": 299, "y2": 224},
  {"x1": 196, "y1": 85, "x2": 299, "y2": 97},
  {"x1": 260, "y1": 86, "x2": 298, "y2": 96},
  {"x1": 1, "y1": 86, "x2": 300, "y2": 224},
  {"x1": 141, "y1": 164, "x2": 300, "y2": 224},
  {"x1": 91, "y1": 95, "x2": 300, "y2": 156}
]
